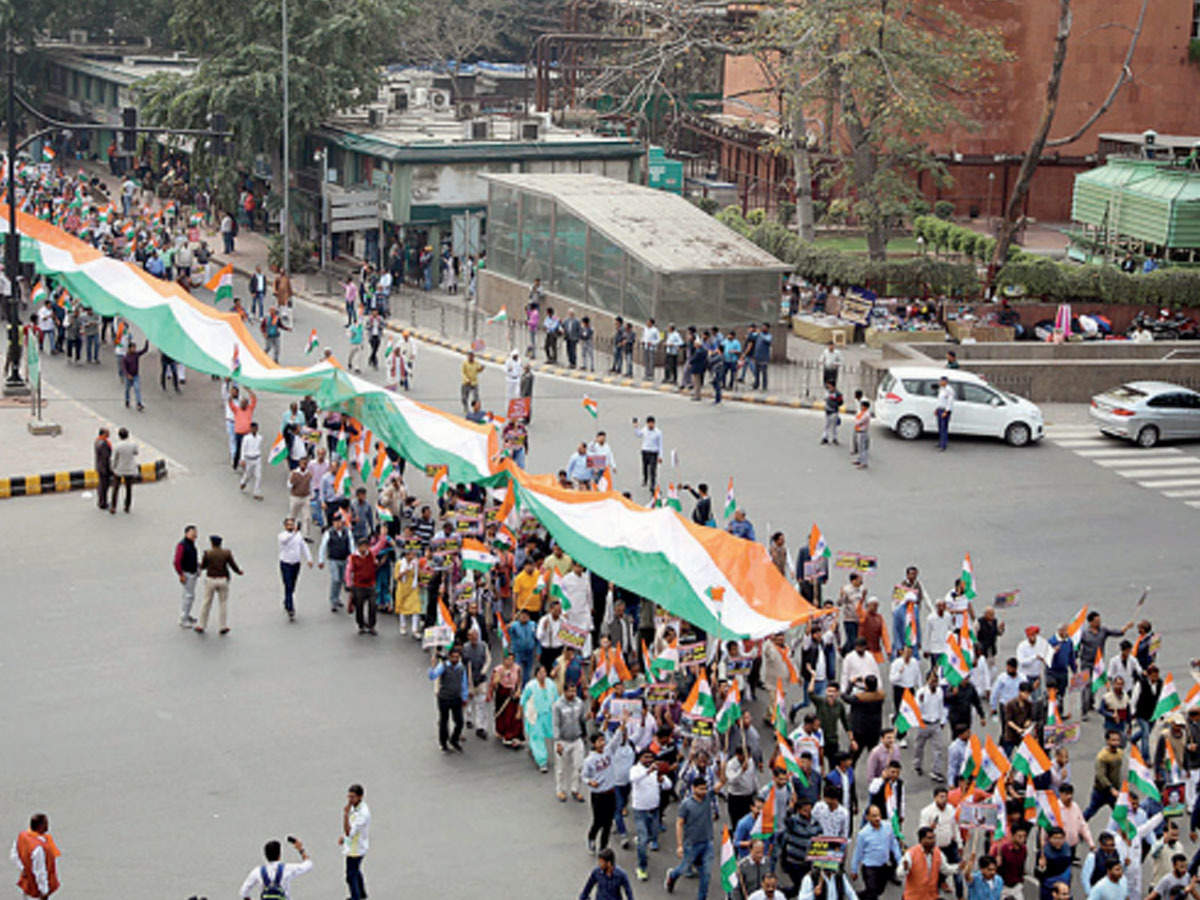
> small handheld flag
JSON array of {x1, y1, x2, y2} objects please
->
[
  {"x1": 723, "y1": 477, "x2": 736, "y2": 520},
  {"x1": 305, "y1": 329, "x2": 319, "y2": 355},
  {"x1": 960, "y1": 553, "x2": 977, "y2": 600},
  {"x1": 487, "y1": 307, "x2": 508, "y2": 324},
  {"x1": 582, "y1": 395, "x2": 598, "y2": 419},
  {"x1": 808, "y1": 523, "x2": 831, "y2": 559},
  {"x1": 205, "y1": 263, "x2": 234, "y2": 305},
  {"x1": 268, "y1": 433, "x2": 288, "y2": 465},
  {"x1": 461, "y1": 538, "x2": 499, "y2": 573},
  {"x1": 230, "y1": 345, "x2": 241, "y2": 375}
]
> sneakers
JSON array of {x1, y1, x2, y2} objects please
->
[
  {"x1": 636, "y1": 869, "x2": 648, "y2": 882},
  {"x1": 587, "y1": 838, "x2": 596, "y2": 854},
  {"x1": 664, "y1": 871, "x2": 677, "y2": 894}
]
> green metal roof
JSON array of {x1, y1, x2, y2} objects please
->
[
  {"x1": 1072, "y1": 159, "x2": 1200, "y2": 248},
  {"x1": 317, "y1": 128, "x2": 641, "y2": 166}
]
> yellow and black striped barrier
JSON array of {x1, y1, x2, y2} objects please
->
[{"x1": 0, "y1": 459, "x2": 168, "y2": 499}]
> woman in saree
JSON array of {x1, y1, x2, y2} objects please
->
[
  {"x1": 487, "y1": 650, "x2": 525, "y2": 748},
  {"x1": 519, "y1": 664, "x2": 558, "y2": 772}
]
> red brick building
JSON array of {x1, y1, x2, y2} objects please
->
[{"x1": 711, "y1": 0, "x2": 1200, "y2": 222}]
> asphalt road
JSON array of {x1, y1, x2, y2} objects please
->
[{"x1": 3, "y1": 290, "x2": 1198, "y2": 900}]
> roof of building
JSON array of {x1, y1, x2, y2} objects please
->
[
  {"x1": 1099, "y1": 133, "x2": 1200, "y2": 151},
  {"x1": 483, "y1": 173, "x2": 791, "y2": 274},
  {"x1": 40, "y1": 44, "x2": 197, "y2": 85}
]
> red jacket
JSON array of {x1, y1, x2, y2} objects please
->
[
  {"x1": 346, "y1": 551, "x2": 378, "y2": 588},
  {"x1": 16, "y1": 830, "x2": 60, "y2": 897}
]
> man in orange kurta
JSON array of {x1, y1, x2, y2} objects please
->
[
  {"x1": 12, "y1": 813, "x2": 61, "y2": 898},
  {"x1": 898, "y1": 825, "x2": 958, "y2": 900}
]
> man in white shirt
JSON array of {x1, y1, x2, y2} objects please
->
[
  {"x1": 913, "y1": 670, "x2": 947, "y2": 782},
  {"x1": 919, "y1": 787, "x2": 960, "y2": 868},
  {"x1": 935, "y1": 376, "x2": 954, "y2": 451},
  {"x1": 819, "y1": 341, "x2": 843, "y2": 388},
  {"x1": 239, "y1": 421, "x2": 265, "y2": 498},
  {"x1": 278, "y1": 517, "x2": 313, "y2": 620},
  {"x1": 813, "y1": 787, "x2": 850, "y2": 838},
  {"x1": 586, "y1": 431, "x2": 616, "y2": 484},
  {"x1": 1016, "y1": 625, "x2": 1052, "y2": 686},
  {"x1": 560, "y1": 562, "x2": 594, "y2": 648},
  {"x1": 222, "y1": 380, "x2": 240, "y2": 464},
  {"x1": 632, "y1": 416, "x2": 663, "y2": 493},
  {"x1": 840, "y1": 639, "x2": 880, "y2": 695},
  {"x1": 339, "y1": 784, "x2": 370, "y2": 900},
  {"x1": 239, "y1": 837, "x2": 312, "y2": 900},
  {"x1": 640, "y1": 318, "x2": 660, "y2": 381},
  {"x1": 923, "y1": 599, "x2": 954, "y2": 670},
  {"x1": 629, "y1": 747, "x2": 672, "y2": 879},
  {"x1": 889, "y1": 644, "x2": 922, "y2": 713},
  {"x1": 504, "y1": 350, "x2": 522, "y2": 401},
  {"x1": 1106, "y1": 640, "x2": 1142, "y2": 686},
  {"x1": 536, "y1": 600, "x2": 568, "y2": 671},
  {"x1": 663, "y1": 324, "x2": 684, "y2": 384}
]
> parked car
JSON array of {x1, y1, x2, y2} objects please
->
[
  {"x1": 875, "y1": 366, "x2": 1044, "y2": 447},
  {"x1": 1089, "y1": 381, "x2": 1200, "y2": 447}
]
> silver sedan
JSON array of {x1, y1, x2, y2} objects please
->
[{"x1": 1090, "y1": 381, "x2": 1200, "y2": 447}]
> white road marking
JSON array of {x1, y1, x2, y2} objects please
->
[
  {"x1": 1053, "y1": 439, "x2": 1111, "y2": 448},
  {"x1": 1076, "y1": 447, "x2": 1183, "y2": 459},
  {"x1": 1163, "y1": 489, "x2": 1200, "y2": 498},
  {"x1": 1095, "y1": 456, "x2": 1200, "y2": 468},
  {"x1": 1138, "y1": 478, "x2": 1200, "y2": 489},
  {"x1": 1118, "y1": 467, "x2": 1200, "y2": 479}
]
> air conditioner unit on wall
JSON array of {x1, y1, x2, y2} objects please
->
[
  {"x1": 456, "y1": 101, "x2": 478, "y2": 120},
  {"x1": 429, "y1": 89, "x2": 451, "y2": 110}
]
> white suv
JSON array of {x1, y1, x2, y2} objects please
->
[{"x1": 875, "y1": 366, "x2": 1044, "y2": 447}]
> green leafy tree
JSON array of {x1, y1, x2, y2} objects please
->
[
  {"x1": 757, "y1": 0, "x2": 1009, "y2": 260},
  {"x1": 139, "y1": 0, "x2": 409, "y2": 221}
]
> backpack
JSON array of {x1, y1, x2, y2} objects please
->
[{"x1": 259, "y1": 863, "x2": 286, "y2": 900}]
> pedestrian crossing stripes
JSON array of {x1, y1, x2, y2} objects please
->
[{"x1": 1045, "y1": 424, "x2": 1200, "y2": 511}]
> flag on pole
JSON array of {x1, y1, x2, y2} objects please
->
[
  {"x1": 375, "y1": 503, "x2": 394, "y2": 523},
  {"x1": 776, "y1": 735, "x2": 804, "y2": 781},
  {"x1": 495, "y1": 612, "x2": 511, "y2": 651},
  {"x1": 31, "y1": 281, "x2": 48, "y2": 305},
  {"x1": 205, "y1": 263, "x2": 234, "y2": 304},
  {"x1": 461, "y1": 538, "x2": 499, "y2": 573},
  {"x1": 903, "y1": 602, "x2": 918, "y2": 647},
  {"x1": 493, "y1": 524, "x2": 517, "y2": 551},
  {"x1": 582, "y1": 396, "x2": 598, "y2": 418},
  {"x1": 940, "y1": 636, "x2": 970, "y2": 686},
  {"x1": 1090, "y1": 650, "x2": 1107, "y2": 695},
  {"x1": 596, "y1": 467, "x2": 613, "y2": 493},
  {"x1": 1011, "y1": 733, "x2": 1052, "y2": 779},
  {"x1": 960, "y1": 553, "x2": 977, "y2": 600},
  {"x1": 305, "y1": 329, "x2": 320, "y2": 354},
  {"x1": 333, "y1": 461, "x2": 351, "y2": 497},
  {"x1": 1127, "y1": 745, "x2": 1162, "y2": 802},
  {"x1": 589, "y1": 653, "x2": 615, "y2": 700},
  {"x1": 114, "y1": 320, "x2": 127, "y2": 346},
  {"x1": 1036, "y1": 790, "x2": 1064, "y2": 830},
  {"x1": 808, "y1": 523, "x2": 831, "y2": 559},
  {"x1": 666, "y1": 484, "x2": 682, "y2": 512},
  {"x1": 487, "y1": 306, "x2": 507, "y2": 324},
  {"x1": 975, "y1": 735, "x2": 1011, "y2": 790},
  {"x1": 1046, "y1": 688, "x2": 1061, "y2": 727},
  {"x1": 894, "y1": 688, "x2": 925, "y2": 737},
  {"x1": 42, "y1": 146, "x2": 56, "y2": 162},
  {"x1": 1065, "y1": 605, "x2": 1089, "y2": 650},
  {"x1": 719, "y1": 827, "x2": 738, "y2": 894},
  {"x1": 1022, "y1": 781, "x2": 1037, "y2": 823},
  {"x1": 268, "y1": 433, "x2": 288, "y2": 465},
  {"x1": 751, "y1": 787, "x2": 776, "y2": 839},
  {"x1": 372, "y1": 448, "x2": 394, "y2": 484},
  {"x1": 1185, "y1": 683, "x2": 1200, "y2": 712},
  {"x1": 1164, "y1": 739, "x2": 1185, "y2": 783},
  {"x1": 1153, "y1": 673, "x2": 1182, "y2": 720},
  {"x1": 432, "y1": 466, "x2": 448, "y2": 498},
  {"x1": 723, "y1": 478, "x2": 736, "y2": 519},
  {"x1": 682, "y1": 669, "x2": 717, "y2": 719},
  {"x1": 716, "y1": 681, "x2": 742, "y2": 734},
  {"x1": 1111, "y1": 783, "x2": 1137, "y2": 842},
  {"x1": 773, "y1": 678, "x2": 789, "y2": 740},
  {"x1": 533, "y1": 569, "x2": 571, "y2": 610},
  {"x1": 961, "y1": 733, "x2": 983, "y2": 782},
  {"x1": 335, "y1": 429, "x2": 348, "y2": 460}
]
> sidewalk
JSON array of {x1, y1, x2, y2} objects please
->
[
  {"x1": 0, "y1": 382, "x2": 171, "y2": 498},
  {"x1": 76, "y1": 159, "x2": 872, "y2": 410}
]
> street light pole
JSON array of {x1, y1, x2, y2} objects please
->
[
  {"x1": 281, "y1": 0, "x2": 290, "y2": 276},
  {"x1": 5, "y1": 29, "x2": 26, "y2": 393}
]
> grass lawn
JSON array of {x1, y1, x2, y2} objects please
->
[{"x1": 813, "y1": 234, "x2": 921, "y2": 255}]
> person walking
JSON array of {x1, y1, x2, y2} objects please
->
[
  {"x1": 504, "y1": 350, "x2": 522, "y2": 402},
  {"x1": 563, "y1": 309, "x2": 581, "y2": 369},
  {"x1": 11, "y1": 813, "x2": 61, "y2": 900},
  {"x1": 174, "y1": 524, "x2": 200, "y2": 627},
  {"x1": 460, "y1": 351, "x2": 484, "y2": 414},
  {"x1": 94, "y1": 427, "x2": 113, "y2": 511},
  {"x1": 261, "y1": 307, "x2": 288, "y2": 362},
  {"x1": 579, "y1": 847, "x2": 635, "y2": 900},
  {"x1": 278, "y1": 517, "x2": 313, "y2": 621},
  {"x1": 366, "y1": 310, "x2": 384, "y2": 368},
  {"x1": 247, "y1": 266, "x2": 267, "y2": 319},
  {"x1": 318, "y1": 517, "x2": 353, "y2": 612},
  {"x1": 583, "y1": 726, "x2": 622, "y2": 853},
  {"x1": 820, "y1": 341, "x2": 843, "y2": 389},
  {"x1": 632, "y1": 416, "x2": 663, "y2": 493},
  {"x1": 821, "y1": 383, "x2": 843, "y2": 445},
  {"x1": 338, "y1": 784, "x2": 370, "y2": 900},
  {"x1": 428, "y1": 645, "x2": 469, "y2": 752},
  {"x1": 194, "y1": 534, "x2": 244, "y2": 635},
  {"x1": 238, "y1": 837, "x2": 311, "y2": 900},
  {"x1": 752, "y1": 323, "x2": 772, "y2": 390},
  {"x1": 287, "y1": 457, "x2": 314, "y2": 538},
  {"x1": 664, "y1": 776, "x2": 716, "y2": 898},
  {"x1": 121, "y1": 339, "x2": 149, "y2": 410},
  {"x1": 554, "y1": 682, "x2": 589, "y2": 802},
  {"x1": 238, "y1": 421, "x2": 264, "y2": 499},
  {"x1": 346, "y1": 538, "x2": 379, "y2": 635},
  {"x1": 935, "y1": 376, "x2": 954, "y2": 451},
  {"x1": 230, "y1": 388, "x2": 257, "y2": 469},
  {"x1": 110, "y1": 427, "x2": 139, "y2": 514}
]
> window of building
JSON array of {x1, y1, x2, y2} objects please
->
[{"x1": 1193, "y1": 0, "x2": 1200, "y2": 37}]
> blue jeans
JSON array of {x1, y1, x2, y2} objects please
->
[
  {"x1": 85, "y1": 334, "x2": 100, "y2": 362},
  {"x1": 280, "y1": 561, "x2": 300, "y2": 613},
  {"x1": 635, "y1": 809, "x2": 657, "y2": 869},
  {"x1": 327, "y1": 558, "x2": 347, "y2": 608},
  {"x1": 892, "y1": 605, "x2": 919, "y2": 656},
  {"x1": 710, "y1": 363, "x2": 724, "y2": 402},
  {"x1": 226, "y1": 419, "x2": 237, "y2": 463},
  {"x1": 1130, "y1": 717, "x2": 1151, "y2": 756},
  {"x1": 614, "y1": 783, "x2": 630, "y2": 836},
  {"x1": 669, "y1": 839, "x2": 713, "y2": 898},
  {"x1": 123, "y1": 373, "x2": 142, "y2": 407},
  {"x1": 753, "y1": 361, "x2": 768, "y2": 390},
  {"x1": 516, "y1": 653, "x2": 535, "y2": 686},
  {"x1": 1082, "y1": 786, "x2": 1115, "y2": 821},
  {"x1": 345, "y1": 854, "x2": 366, "y2": 900},
  {"x1": 251, "y1": 291, "x2": 264, "y2": 318},
  {"x1": 842, "y1": 620, "x2": 859, "y2": 654},
  {"x1": 937, "y1": 410, "x2": 951, "y2": 449}
]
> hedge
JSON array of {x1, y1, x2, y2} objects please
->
[{"x1": 995, "y1": 258, "x2": 1200, "y2": 308}]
